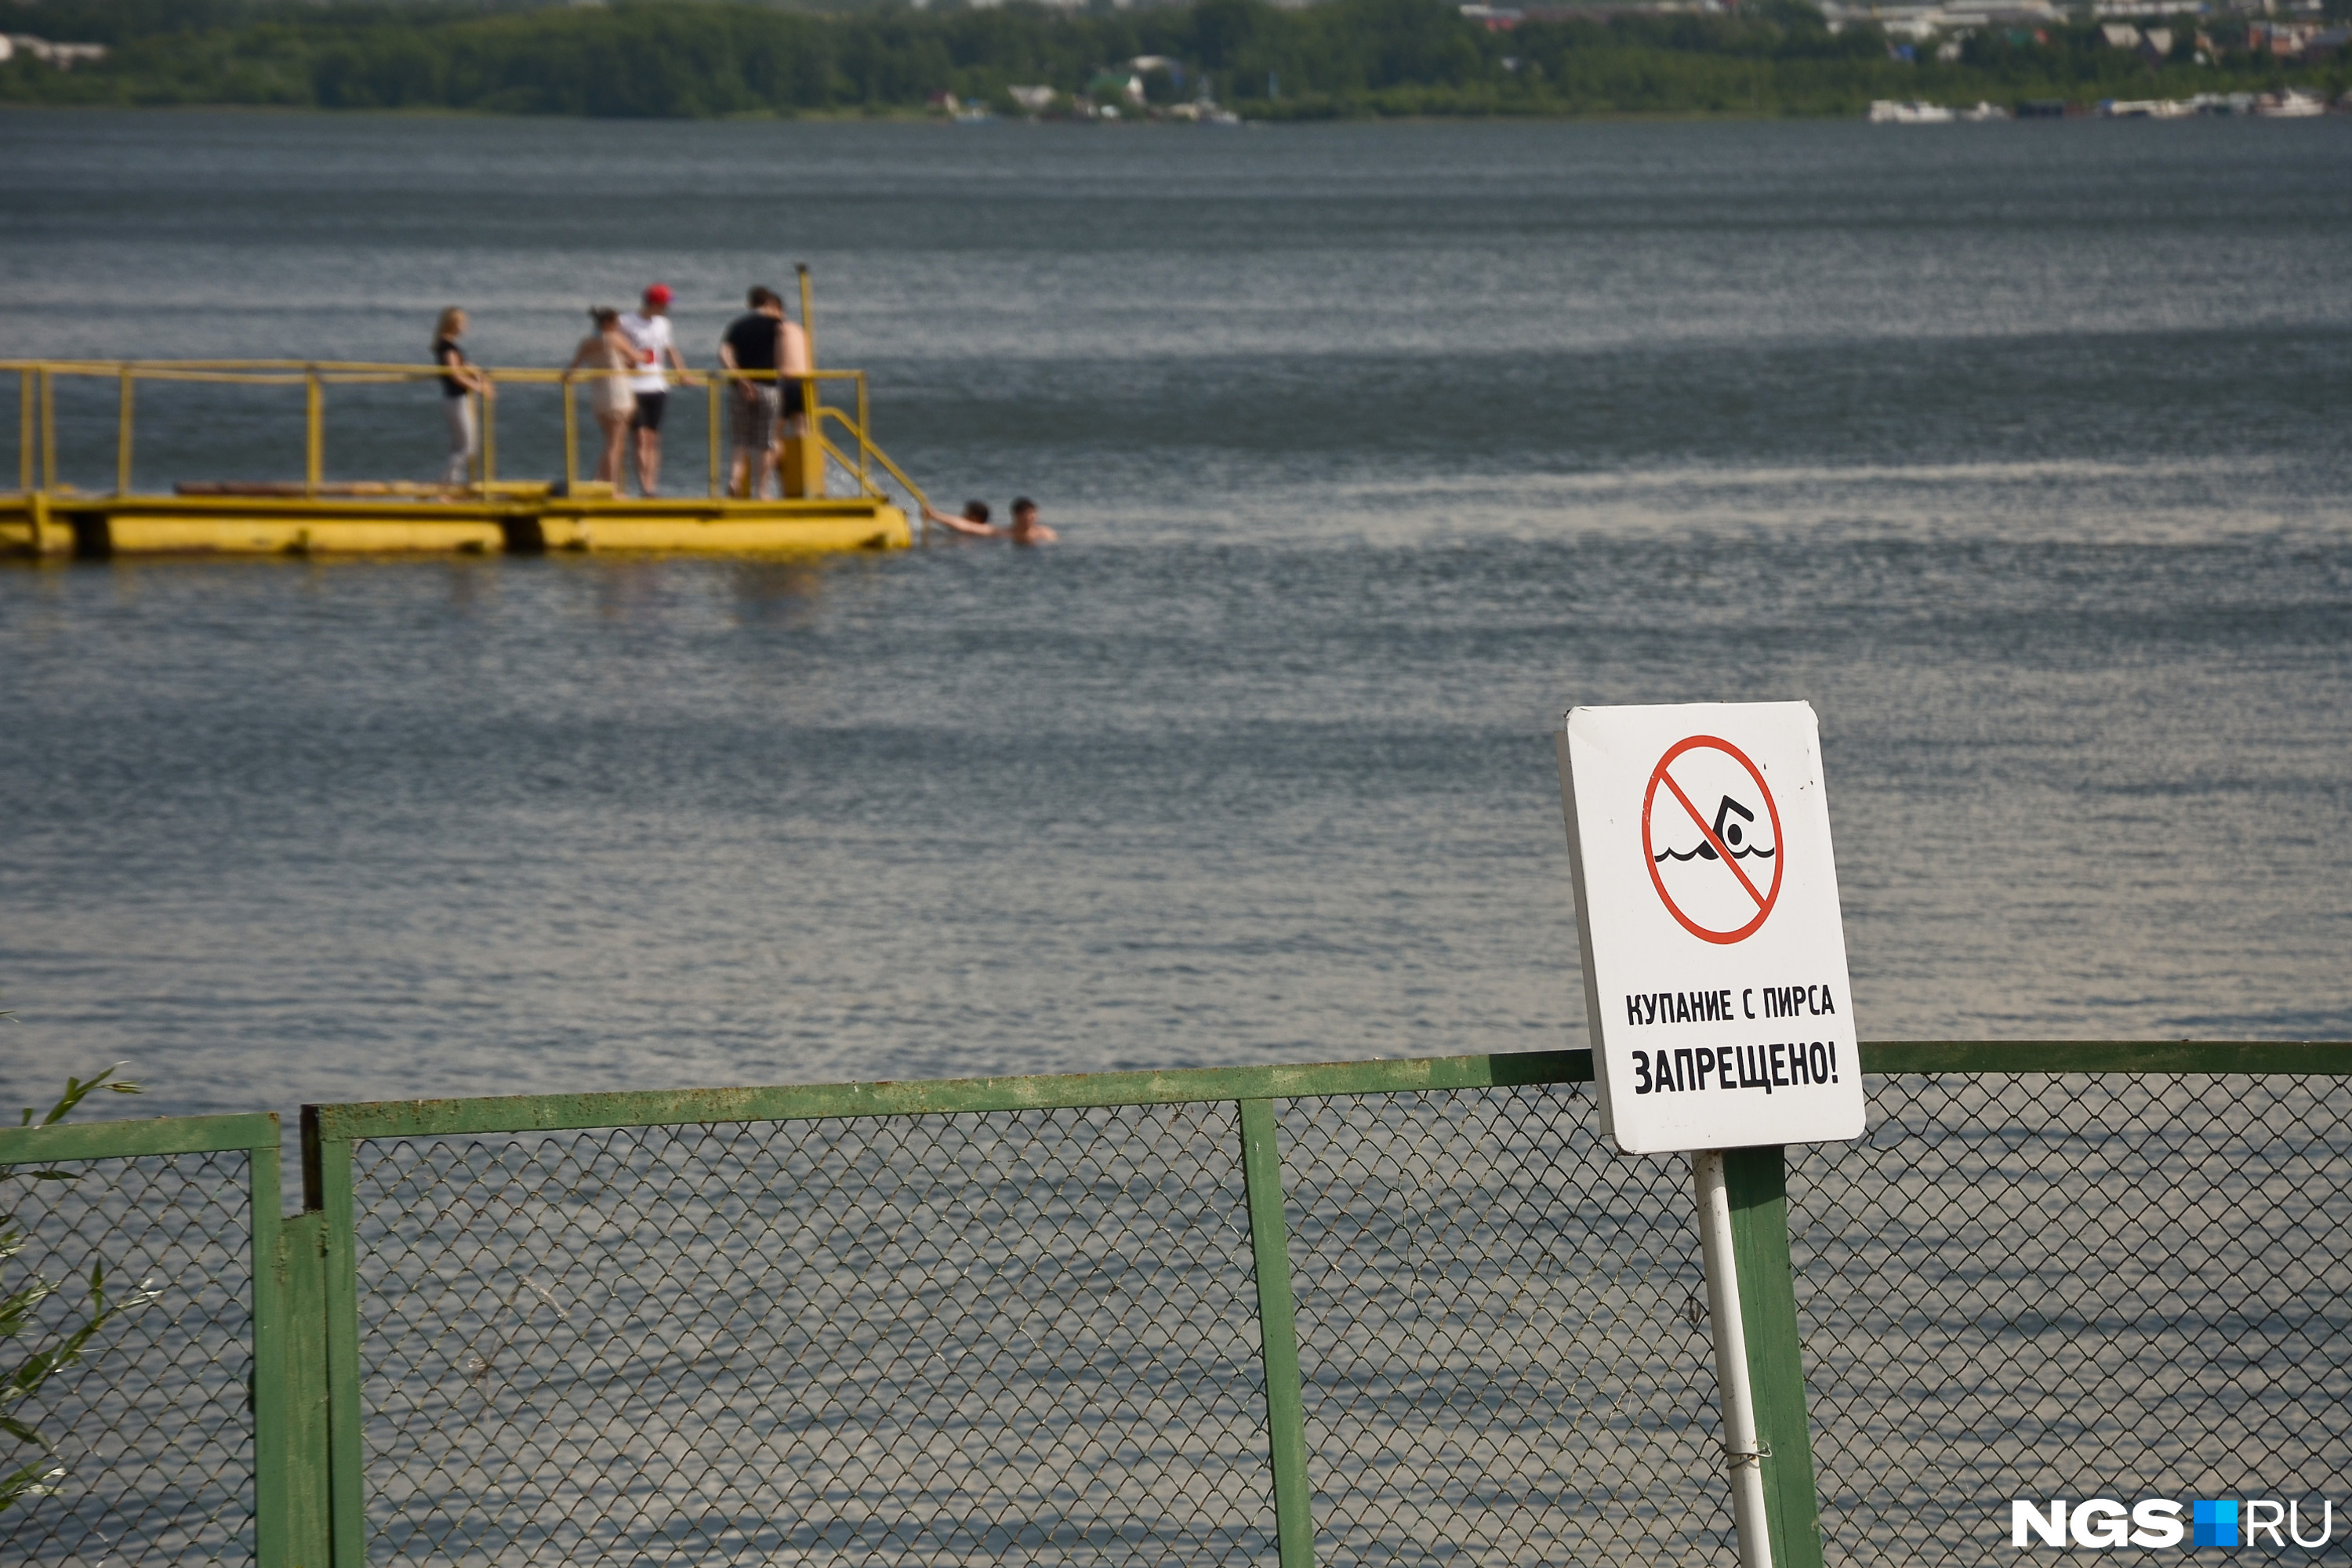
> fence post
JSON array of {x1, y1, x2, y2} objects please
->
[
  {"x1": 302, "y1": 1110, "x2": 368, "y2": 1568},
  {"x1": 304, "y1": 369, "x2": 323, "y2": 500},
  {"x1": 116, "y1": 365, "x2": 134, "y2": 495},
  {"x1": 708, "y1": 374, "x2": 722, "y2": 499},
  {"x1": 1693, "y1": 1151, "x2": 1772, "y2": 1567},
  {"x1": 249, "y1": 1136, "x2": 292, "y2": 1567},
  {"x1": 39, "y1": 367, "x2": 55, "y2": 494},
  {"x1": 1238, "y1": 1098, "x2": 1314, "y2": 1568},
  {"x1": 855, "y1": 372, "x2": 870, "y2": 494},
  {"x1": 258, "y1": 1210, "x2": 333, "y2": 1568},
  {"x1": 781, "y1": 377, "x2": 823, "y2": 499},
  {"x1": 1722, "y1": 1145, "x2": 1826, "y2": 1568},
  {"x1": 478, "y1": 380, "x2": 495, "y2": 498}
]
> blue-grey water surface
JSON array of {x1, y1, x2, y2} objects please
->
[{"x1": 2, "y1": 111, "x2": 2349, "y2": 1123}]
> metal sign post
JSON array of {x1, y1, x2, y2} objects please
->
[
  {"x1": 1556, "y1": 701, "x2": 1860, "y2": 1568},
  {"x1": 1694, "y1": 1149, "x2": 1774, "y2": 1568}
]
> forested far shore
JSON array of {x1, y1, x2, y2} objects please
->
[{"x1": 2, "y1": 0, "x2": 2348, "y2": 119}]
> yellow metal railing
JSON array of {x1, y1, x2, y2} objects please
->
[{"x1": 2, "y1": 359, "x2": 927, "y2": 520}]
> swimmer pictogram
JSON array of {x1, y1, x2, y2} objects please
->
[
  {"x1": 1640, "y1": 735, "x2": 1784, "y2": 945},
  {"x1": 1651, "y1": 794, "x2": 1773, "y2": 865}
]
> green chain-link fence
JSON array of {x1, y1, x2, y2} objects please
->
[
  {"x1": 1794, "y1": 1066, "x2": 2352, "y2": 1566},
  {"x1": 2, "y1": 1047, "x2": 2347, "y2": 1568},
  {"x1": 354, "y1": 1102, "x2": 1276, "y2": 1566},
  {"x1": 1, "y1": 1116, "x2": 285, "y2": 1568}
]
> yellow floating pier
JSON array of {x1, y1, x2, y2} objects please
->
[
  {"x1": 0, "y1": 488, "x2": 909, "y2": 560},
  {"x1": 4, "y1": 350, "x2": 926, "y2": 561}
]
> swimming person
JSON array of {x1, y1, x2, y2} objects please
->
[
  {"x1": 922, "y1": 499, "x2": 993, "y2": 534},
  {"x1": 566, "y1": 307, "x2": 639, "y2": 486},
  {"x1": 432, "y1": 307, "x2": 493, "y2": 488},
  {"x1": 1006, "y1": 498, "x2": 1057, "y2": 544},
  {"x1": 920, "y1": 496, "x2": 1058, "y2": 544},
  {"x1": 617, "y1": 283, "x2": 685, "y2": 497},
  {"x1": 719, "y1": 288, "x2": 786, "y2": 499}
]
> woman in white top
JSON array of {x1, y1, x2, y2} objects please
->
[{"x1": 565, "y1": 307, "x2": 639, "y2": 486}]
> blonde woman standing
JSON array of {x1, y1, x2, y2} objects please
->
[
  {"x1": 566, "y1": 307, "x2": 639, "y2": 486},
  {"x1": 432, "y1": 307, "x2": 493, "y2": 488}
]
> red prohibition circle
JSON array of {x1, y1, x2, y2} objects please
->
[{"x1": 1640, "y1": 734, "x2": 1784, "y2": 946}]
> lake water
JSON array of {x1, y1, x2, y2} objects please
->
[{"x1": 2, "y1": 110, "x2": 2349, "y2": 1123}]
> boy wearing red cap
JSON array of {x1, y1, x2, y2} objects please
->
[{"x1": 618, "y1": 285, "x2": 688, "y2": 496}]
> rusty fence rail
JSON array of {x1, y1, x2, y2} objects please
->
[{"x1": 3, "y1": 1043, "x2": 2350, "y2": 1568}]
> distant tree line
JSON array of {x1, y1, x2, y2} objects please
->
[{"x1": 0, "y1": 0, "x2": 2344, "y2": 118}]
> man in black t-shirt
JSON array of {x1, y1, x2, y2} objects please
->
[{"x1": 719, "y1": 287, "x2": 786, "y2": 499}]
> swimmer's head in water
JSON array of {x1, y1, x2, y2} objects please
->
[
  {"x1": 1012, "y1": 497, "x2": 1037, "y2": 521},
  {"x1": 963, "y1": 501, "x2": 991, "y2": 524}
]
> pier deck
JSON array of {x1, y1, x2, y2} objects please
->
[
  {"x1": 0, "y1": 485, "x2": 910, "y2": 559},
  {"x1": 5, "y1": 349, "x2": 929, "y2": 561}
]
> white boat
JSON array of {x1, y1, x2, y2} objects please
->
[
  {"x1": 1867, "y1": 100, "x2": 1957, "y2": 123},
  {"x1": 1958, "y1": 100, "x2": 2011, "y2": 121},
  {"x1": 2256, "y1": 88, "x2": 2325, "y2": 118}
]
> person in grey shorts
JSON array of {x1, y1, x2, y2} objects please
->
[{"x1": 719, "y1": 287, "x2": 786, "y2": 499}]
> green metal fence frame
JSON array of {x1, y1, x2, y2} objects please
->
[
  {"x1": 298, "y1": 1051, "x2": 1595, "y2": 1568},
  {"x1": 9, "y1": 1041, "x2": 2352, "y2": 1568},
  {"x1": 0, "y1": 1112, "x2": 297, "y2": 1565}
]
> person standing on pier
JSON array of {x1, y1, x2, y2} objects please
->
[
  {"x1": 432, "y1": 307, "x2": 493, "y2": 489},
  {"x1": 777, "y1": 291, "x2": 813, "y2": 483},
  {"x1": 720, "y1": 288, "x2": 786, "y2": 499},
  {"x1": 567, "y1": 307, "x2": 640, "y2": 487},
  {"x1": 617, "y1": 283, "x2": 686, "y2": 498},
  {"x1": 719, "y1": 287, "x2": 814, "y2": 500}
]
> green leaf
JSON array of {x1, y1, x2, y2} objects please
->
[
  {"x1": 0, "y1": 1455, "x2": 67, "y2": 1513},
  {"x1": 0, "y1": 1278, "x2": 60, "y2": 1340},
  {"x1": 0, "y1": 1456, "x2": 67, "y2": 1513},
  {"x1": 35, "y1": 1065, "x2": 132, "y2": 1128},
  {"x1": 0, "y1": 1062, "x2": 163, "y2": 1504}
]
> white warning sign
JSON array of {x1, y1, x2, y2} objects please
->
[{"x1": 1555, "y1": 701, "x2": 1865, "y2": 1155}]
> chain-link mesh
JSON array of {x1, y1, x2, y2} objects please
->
[
  {"x1": 350, "y1": 1086, "x2": 1735, "y2": 1568},
  {"x1": 352, "y1": 1102, "x2": 1274, "y2": 1567},
  {"x1": 335, "y1": 1066, "x2": 2352, "y2": 1568},
  {"x1": 1280, "y1": 1083, "x2": 1728, "y2": 1568},
  {"x1": 1794, "y1": 1073, "x2": 2352, "y2": 1566},
  {"x1": 1, "y1": 1149, "x2": 256, "y2": 1566}
]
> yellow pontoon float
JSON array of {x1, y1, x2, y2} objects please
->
[{"x1": 2, "y1": 299, "x2": 928, "y2": 561}]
